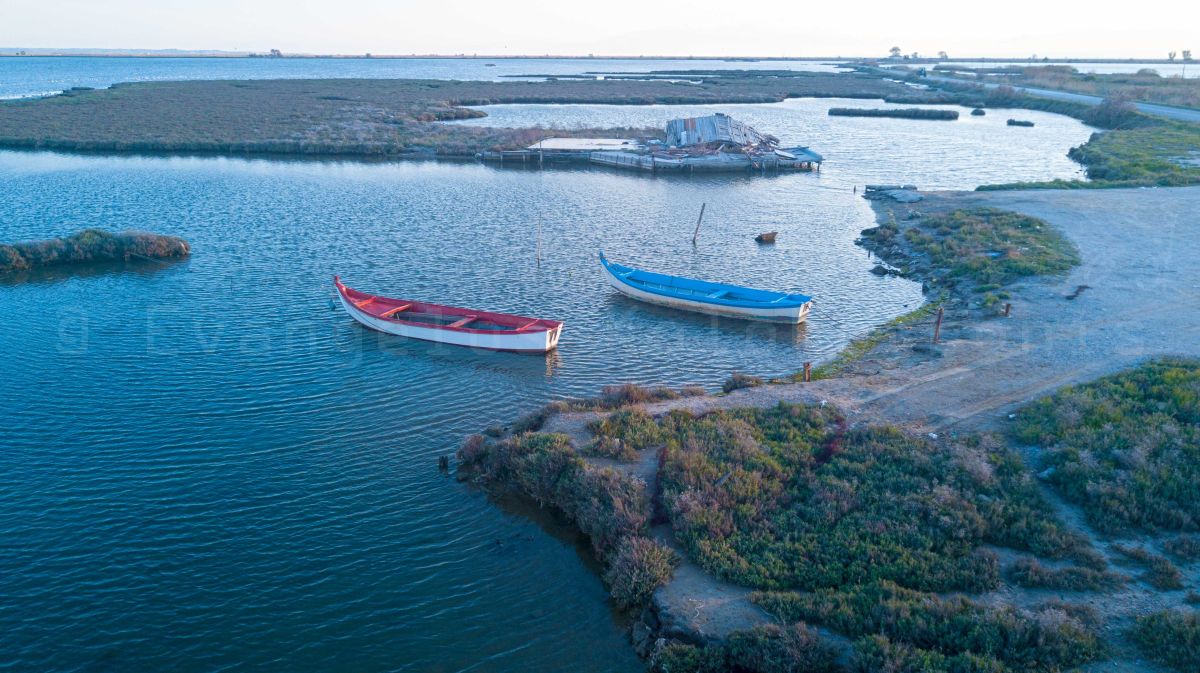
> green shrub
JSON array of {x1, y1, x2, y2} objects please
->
[
  {"x1": 1014, "y1": 358, "x2": 1200, "y2": 533},
  {"x1": 1113, "y1": 545, "x2": 1185, "y2": 590},
  {"x1": 1164, "y1": 535, "x2": 1200, "y2": 563},
  {"x1": 588, "y1": 408, "x2": 665, "y2": 459},
  {"x1": 0, "y1": 229, "x2": 189, "y2": 273},
  {"x1": 603, "y1": 536, "x2": 677, "y2": 608},
  {"x1": 650, "y1": 405, "x2": 1084, "y2": 593},
  {"x1": 597, "y1": 383, "x2": 680, "y2": 409},
  {"x1": 650, "y1": 624, "x2": 840, "y2": 673},
  {"x1": 460, "y1": 430, "x2": 672, "y2": 607},
  {"x1": 901, "y1": 208, "x2": 1080, "y2": 288},
  {"x1": 756, "y1": 582, "x2": 1105, "y2": 672},
  {"x1": 1130, "y1": 609, "x2": 1200, "y2": 672},
  {"x1": 852, "y1": 635, "x2": 1006, "y2": 673},
  {"x1": 723, "y1": 371, "x2": 764, "y2": 393},
  {"x1": 1007, "y1": 557, "x2": 1125, "y2": 591}
]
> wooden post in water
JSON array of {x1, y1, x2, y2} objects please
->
[
  {"x1": 692, "y1": 203, "x2": 707, "y2": 246},
  {"x1": 933, "y1": 307, "x2": 945, "y2": 343},
  {"x1": 803, "y1": 362, "x2": 812, "y2": 382},
  {"x1": 536, "y1": 213, "x2": 542, "y2": 268},
  {"x1": 1004, "y1": 302, "x2": 1012, "y2": 317}
]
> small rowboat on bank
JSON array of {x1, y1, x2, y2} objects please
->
[
  {"x1": 599, "y1": 252, "x2": 812, "y2": 323},
  {"x1": 334, "y1": 277, "x2": 563, "y2": 353}
]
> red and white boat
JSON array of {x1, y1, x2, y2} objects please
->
[{"x1": 334, "y1": 277, "x2": 562, "y2": 353}]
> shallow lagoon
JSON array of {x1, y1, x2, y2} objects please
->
[{"x1": 0, "y1": 98, "x2": 1094, "y2": 672}]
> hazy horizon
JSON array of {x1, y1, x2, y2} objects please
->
[{"x1": 3, "y1": 0, "x2": 1196, "y2": 60}]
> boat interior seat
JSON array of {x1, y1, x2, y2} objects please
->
[
  {"x1": 448, "y1": 316, "x2": 477, "y2": 329},
  {"x1": 708, "y1": 290, "x2": 729, "y2": 299}
]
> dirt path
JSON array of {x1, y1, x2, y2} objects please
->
[{"x1": 547, "y1": 186, "x2": 1200, "y2": 664}]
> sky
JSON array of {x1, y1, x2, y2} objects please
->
[{"x1": 2, "y1": 0, "x2": 1197, "y2": 58}]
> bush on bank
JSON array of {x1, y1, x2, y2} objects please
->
[
  {"x1": 0, "y1": 229, "x2": 190, "y2": 273},
  {"x1": 458, "y1": 431, "x2": 673, "y2": 607}
]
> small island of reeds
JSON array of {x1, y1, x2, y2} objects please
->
[
  {"x1": 828, "y1": 107, "x2": 959, "y2": 120},
  {"x1": 0, "y1": 229, "x2": 190, "y2": 273}
]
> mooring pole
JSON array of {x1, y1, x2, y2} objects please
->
[
  {"x1": 1004, "y1": 302, "x2": 1012, "y2": 317},
  {"x1": 933, "y1": 307, "x2": 945, "y2": 343},
  {"x1": 803, "y1": 362, "x2": 812, "y2": 382},
  {"x1": 692, "y1": 202, "x2": 707, "y2": 246}
]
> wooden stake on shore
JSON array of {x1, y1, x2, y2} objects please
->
[
  {"x1": 1004, "y1": 302, "x2": 1012, "y2": 317},
  {"x1": 933, "y1": 307, "x2": 945, "y2": 343},
  {"x1": 692, "y1": 203, "x2": 707, "y2": 246},
  {"x1": 803, "y1": 362, "x2": 812, "y2": 382}
]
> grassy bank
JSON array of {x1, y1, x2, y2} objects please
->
[
  {"x1": 0, "y1": 72, "x2": 921, "y2": 158},
  {"x1": 457, "y1": 430, "x2": 675, "y2": 609},
  {"x1": 980, "y1": 119, "x2": 1200, "y2": 190},
  {"x1": 577, "y1": 400, "x2": 1110, "y2": 672},
  {"x1": 755, "y1": 583, "x2": 1104, "y2": 673},
  {"x1": 935, "y1": 64, "x2": 1200, "y2": 110},
  {"x1": 859, "y1": 206, "x2": 1079, "y2": 305},
  {"x1": 1013, "y1": 358, "x2": 1200, "y2": 534},
  {"x1": 592, "y1": 403, "x2": 1097, "y2": 594},
  {"x1": 0, "y1": 229, "x2": 190, "y2": 273}
]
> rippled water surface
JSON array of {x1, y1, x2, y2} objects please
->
[{"x1": 0, "y1": 97, "x2": 1094, "y2": 673}]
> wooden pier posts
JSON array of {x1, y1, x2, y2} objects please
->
[
  {"x1": 933, "y1": 307, "x2": 944, "y2": 343},
  {"x1": 803, "y1": 362, "x2": 812, "y2": 382}
]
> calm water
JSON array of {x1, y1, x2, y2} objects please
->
[
  {"x1": 451, "y1": 97, "x2": 1091, "y2": 190},
  {"x1": 0, "y1": 97, "x2": 1094, "y2": 673},
  {"x1": 0, "y1": 56, "x2": 841, "y2": 99}
]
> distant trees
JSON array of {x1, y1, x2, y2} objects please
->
[
  {"x1": 1184, "y1": 50, "x2": 1193, "y2": 61},
  {"x1": 1169, "y1": 51, "x2": 1177, "y2": 61},
  {"x1": 938, "y1": 51, "x2": 948, "y2": 60},
  {"x1": 889, "y1": 46, "x2": 901, "y2": 58}
]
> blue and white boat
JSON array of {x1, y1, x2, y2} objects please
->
[{"x1": 600, "y1": 252, "x2": 812, "y2": 323}]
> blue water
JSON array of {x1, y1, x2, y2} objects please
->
[
  {"x1": 0, "y1": 59, "x2": 1098, "y2": 673},
  {"x1": 0, "y1": 56, "x2": 841, "y2": 99}
]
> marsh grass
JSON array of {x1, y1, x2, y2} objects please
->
[
  {"x1": 1130, "y1": 609, "x2": 1200, "y2": 672},
  {"x1": 1112, "y1": 545, "x2": 1185, "y2": 591},
  {"x1": 899, "y1": 208, "x2": 1080, "y2": 288},
  {"x1": 0, "y1": 73, "x2": 918, "y2": 158},
  {"x1": 1008, "y1": 556, "x2": 1126, "y2": 591},
  {"x1": 755, "y1": 582, "x2": 1105, "y2": 673},
  {"x1": 0, "y1": 229, "x2": 189, "y2": 273},
  {"x1": 596, "y1": 402, "x2": 1091, "y2": 594},
  {"x1": 1013, "y1": 358, "x2": 1200, "y2": 533}
]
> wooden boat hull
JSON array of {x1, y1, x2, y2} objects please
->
[
  {"x1": 600, "y1": 254, "x2": 811, "y2": 324},
  {"x1": 335, "y1": 277, "x2": 562, "y2": 353}
]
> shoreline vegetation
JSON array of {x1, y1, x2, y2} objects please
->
[
  {"x1": 458, "y1": 188, "x2": 1199, "y2": 671},
  {"x1": 0, "y1": 72, "x2": 931, "y2": 159},
  {"x1": 931, "y1": 64, "x2": 1200, "y2": 111},
  {"x1": 0, "y1": 229, "x2": 190, "y2": 273}
]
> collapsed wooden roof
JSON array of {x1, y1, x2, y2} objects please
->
[{"x1": 664, "y1": 113, "x2": 777, "y2": 148}]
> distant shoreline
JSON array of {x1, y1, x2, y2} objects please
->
[{"x1": 0, "y1": 52, "x2": 1192, "y2": 64}]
